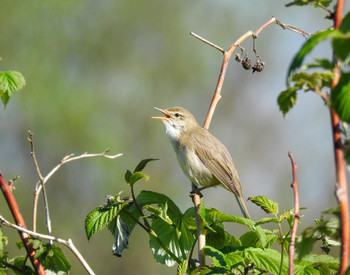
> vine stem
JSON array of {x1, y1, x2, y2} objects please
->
[
  {"x1": 0, "y1": 214, "x2": 95, "y2": 275},
  {"x1": 0, "y1": 173, "x2": 45, "y2": 274},
  {"x1": 288, "y1": 152, "x2": 300, "y2": 275}
]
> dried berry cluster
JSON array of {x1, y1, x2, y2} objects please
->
[{"x1": 235, "y1": 50, "x2": 265, "y2": 73}]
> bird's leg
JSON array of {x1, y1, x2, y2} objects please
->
[{"x1": 190, "y1": 184, "x2": 205, "y2": 198}]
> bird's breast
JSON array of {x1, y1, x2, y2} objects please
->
[{"x1": 175, "y1": 145, "x2": 218, "y2": 188}]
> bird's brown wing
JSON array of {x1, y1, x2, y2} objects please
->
[{"x1": 190, "y1": 129, "x2": 243, "y2": 197}]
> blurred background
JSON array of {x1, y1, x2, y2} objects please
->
[{"x1": 0, "y1": 0, "x2": 349, "y2": 274}]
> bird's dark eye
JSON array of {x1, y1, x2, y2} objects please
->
[{"x1": 174, "y1": 113, "x2": 180, "y2": 118}]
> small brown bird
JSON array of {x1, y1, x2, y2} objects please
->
[{"x1": 153, "y1": 106, "x2": 250, "y2": 219}]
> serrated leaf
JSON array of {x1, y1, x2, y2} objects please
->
[
  {"x1": 0, "y1": 71, "x2": 25, "y2": 94},
  {"x1": 204, "y1": 246, "x2": 228, "y2": 268},
  {"x1": 255, "y1": 217, "x2": 280, "y2": 225},
  {"x1": 286, "y1": 0, "x2": 332, "y2": 7},
  {"x1": 39, "y1": 245, "x2": 71, "y2": 274},
  {"x1": 134, "y1": 158, "x2": 158, "y2": 173},
  {"x1": 110, "y1": 215, "x2": 129, "y2": 257},
  {"x1": 244, "y1": 248, "x2": 287, "y2": 274},
  {"x1": 205, "y1": 208, "x2": 268, "y2": 248},
  {"x1": 85, "y1": 202, "x2": 126, "y2": 240},
  {"x1": 248, "y1": 196, "x2": 279, "y2": 215},
  {"x1": 331, "y1": 73, "x2": 350, "y2": 123},
  {"x1": 277, "y1": 87, "x2": 298, "y2": 116},
  {"x1": 287, "y1": 29, "x2": 343, "y2": 84}
]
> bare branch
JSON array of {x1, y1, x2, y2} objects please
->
[
  {"x1": 0, "y1": 214, "x2": 95, "y2": 275},
  {"x1": 288, "y1": 152, "x2": 300, "y2": 275},
  {"x1": 190, "y1": 17, "x2": 311, "y2": 129}
]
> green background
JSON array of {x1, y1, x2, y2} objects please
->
[{"x1": 0, "y1": 1, "x2": 348, "y2": 274}]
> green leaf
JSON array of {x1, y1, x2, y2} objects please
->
[
  {"x1": 205, "y1": 208, "x2": 268, "y2": 248},
  {"x1": 128, "y1": 171, "x2": 149, "y2": 186},
  {"x1": 0, "y1": 71, "x2": 25, "y2": 108},
  {"x1": 244, "y1": 248, "x2": 287, "y2": 274},
  {"x1": 39, "y1": 245, "x2": 71, "y2": 274},
  {"x1": 124, "y1": 169, "x2": 132, "y2": 183},
  {"x1": 134, "y1": 158, "x2": 158, "y2": 173},
  {"x1": 204, "y1": 246, "x2": 228, "y2": 268},
  {"x1": 333, "y1": 35, "x2": 350, "y2": 61},
  {"x1": 85, "y1": 202, "x2": 127, "y2": 240},
  {"x1": 287, "y1": 29, "x2": 343, "y2": 84},
  {"x1": 109, "y1": 215, "x2": 129, "y2": 257},
  {"x1": 277, "y1": 87, "x2": 298, "y2": 116},
  {"x1": 255, "y1": 217, "x2": 280, "y2": 225},
  {"x1": 248, "y1": 196, "x2": 279, "y2": 215},
  {"x1": 331, "y1": 73, "x2": 350, "y2": 123},
  {"x1": 0, "y1": 71, "x2": 25, "y2": 94},
  {"x1": 240, "y1": 231, "x2": 261, "y2": 248},
  {"x1": 285, "y1": 0, "x2": 332, "y2": 7}
]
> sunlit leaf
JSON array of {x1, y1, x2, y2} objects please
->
[
  {"x1": 248, "y1": 196, "x2": 279, "y2": 215},
  {"x1": 287, "y1": 29, "x2": 343, "y2": 84}
]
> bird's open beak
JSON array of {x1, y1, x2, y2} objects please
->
[{"x1": 152, "y1": 107, "x2": 171, "y2": 121}]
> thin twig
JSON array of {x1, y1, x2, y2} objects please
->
[
  {"x1": 0, "y1": 214, "x2": 95, "y2": 275},
  {"x1": 288, "y1": 152, "x2": 300, "y2": 275},
  {"x1": 29, "y1": 134, "x2": 123, "y2": 231},
  {"x1": 190, "y1": 17, "x2": 311, "y2": 129},
  {"x1": 0, "y1": 173, "x2": 45, "y2": 274},
  {"x1": 28, "y1": 131, "x2": 52, "y2": 240}
]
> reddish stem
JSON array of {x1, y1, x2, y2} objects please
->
[
  {"x1": 0, "y1": 173, "x2": 45, "y2": 274},
  {"x1": 331, "y1": 0, "x2": 349, "y2": 273},
  {"x1": 288, "y1": 152, "x2": 300, "y2": 275}
]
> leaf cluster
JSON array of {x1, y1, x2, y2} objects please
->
[
  {"x1": 277, "y1": 12, "x2": 350, "y2": 122},
  {"x1": 84, "y1": 160, "x2": 340, "y2": 274},
  {"x1": 0, "y1": 230, "x2": 71, "y2": 275}
]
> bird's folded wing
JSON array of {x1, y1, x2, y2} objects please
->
[{"x1": 191, "y1": 131, "x2": 242, "y2": 197}]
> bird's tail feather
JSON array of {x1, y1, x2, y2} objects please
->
[{"x1": 235, "y1": 195, "x2": 251, "y2": 219}]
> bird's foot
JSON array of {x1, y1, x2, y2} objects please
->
[{"x1": 190, "y1": 187, "x2": 204, "y2": 198}]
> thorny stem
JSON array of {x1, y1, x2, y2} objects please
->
[
  {"x1": 288, "y1": 152, "x2": 300, "y2": 275},
  {"x1": 0, "y1": 214, "x2": 95, "y2": 275}
]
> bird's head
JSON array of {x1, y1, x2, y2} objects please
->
[{"x1": 152, "y1": 107, "x2": 199, "y2": 141}]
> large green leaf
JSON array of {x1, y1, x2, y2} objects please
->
[
  {"x1": 330, "y1": 73, "x2": 350, "y2": 123},
  {"x1": 134, "y1": 158, "x2": 158, "y2": 172},
  {"x1": 243, "y1": 248, "x2": 287, "y2": 274},
  {"x1": 85, "y1": 202, "x2": 127, "y2": 240},
  {"x1": 287, "y1": 30, "x2": 343, "y2": 85}
]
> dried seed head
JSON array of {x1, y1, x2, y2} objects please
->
[
  {"x1": 235, "y1": 54, "x2": 242, "y2": 63},
  {"x1": 252, "y1": 61, "x2": 265, "y2": 73}
]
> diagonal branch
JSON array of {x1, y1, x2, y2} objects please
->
[{"x1": 0, "y1": 214, "x2": 95, "y2": 275}]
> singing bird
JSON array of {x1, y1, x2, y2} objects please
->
[{"x1": 153, "y1": 107, "x2": 250, "y2": 219}]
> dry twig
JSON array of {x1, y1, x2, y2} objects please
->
[{"x1": 0, "y1": 214, "x2": 95, "y2": 275}]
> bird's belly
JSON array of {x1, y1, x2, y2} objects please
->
[{"x1": 176, "y1": 148, "x2": 218, "y2": 188}]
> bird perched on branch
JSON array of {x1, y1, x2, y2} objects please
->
[{"x1": 152, "y1": 106, "x2": 250, "y2": 219}]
